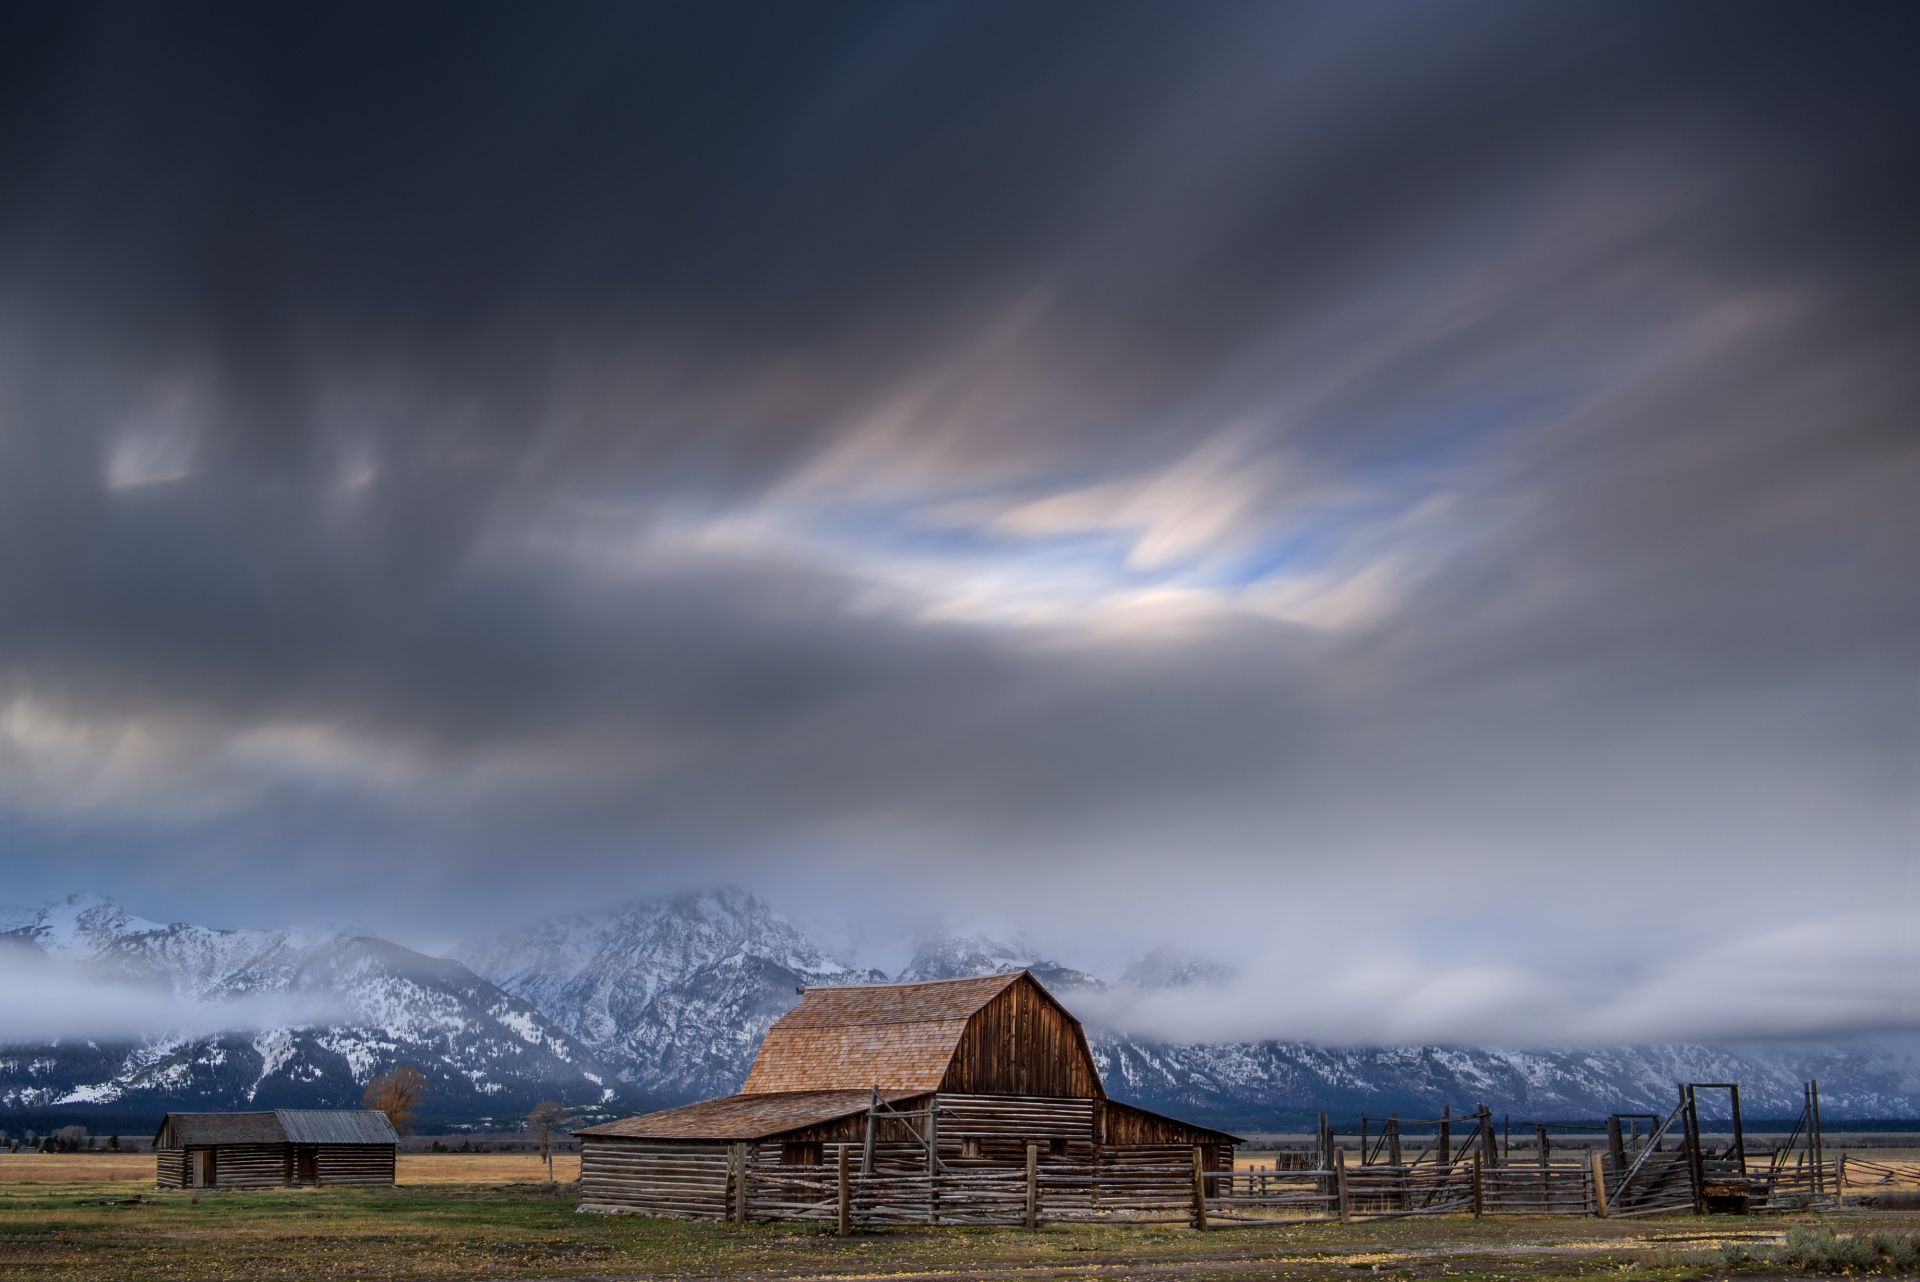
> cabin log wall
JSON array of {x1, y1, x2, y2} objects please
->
[
  {"x1": 210, "y1": 1143, "x2": 288, "y2": 1189},
  {"x1": 154, "y1": 1148, "x2": 190, "y2": 1189},
  {"x1": 312, "y1": 1145, "x2": 397, "y2": 1186}
]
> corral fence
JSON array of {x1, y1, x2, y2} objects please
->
[
  {"x1": 737, "y1": 1143, "x2": 1857, "y2": 1232},
  {"x1": 736, "y1": 1144, "x2": 1646, "y2": 1232}
]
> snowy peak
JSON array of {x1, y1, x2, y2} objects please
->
[
  {"x1": 1, "y1": 894, "x2": 623, "y2": 1120},
  {"x1": 895, "y1": 926, "x2": 1103, "y2": 993},
  {"x1": 8, "y1": 892, "x2": 169, "y2": 960},
  {"x1": 456, "y1": 887, "x2": 875, "y2": 1102},
  {"x1": 1120, "y1": 946, "x2": 1235, "y2": 990}
]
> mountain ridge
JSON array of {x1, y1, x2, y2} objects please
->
[{"x1": 4, "y1": 889, "x2": 1916, "y2": 1129}]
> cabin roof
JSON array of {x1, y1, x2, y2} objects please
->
[
  {"x1": 575, "y1": 1089, "x2": 920, "y2": 1141},
  {"x1": 154, "y1": 1112, "x2": 286, "y2": 1146},
  {"x1": 274, "y1": 1109, "x2": 399, "y2": 1145},
  {"x1": 152, "y1": 1109, "x2": 399, "y2": 1147},
  {"x1": 743, "y1": 972, "x2": 1030, "y2": 1094}
]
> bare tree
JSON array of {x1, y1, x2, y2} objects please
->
[
  {"x1": 362, "y1": 1065, "x2": 429, "y2": 1135},
  {"x1": 526, "y1": 1100, "x2": 570, "y2": 1184}
]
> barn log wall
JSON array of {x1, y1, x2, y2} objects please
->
[
  {"x1": 939, "y1": 1094, "x2": 1096, "y2": 1165},
  {"x1": 579, "y1": 1137, "x2": 732, "y2": 1219},
  {"x1": 942, "y1": 984, "x2": 1101, "y2": 1098},
  {"x1": 154, "y1": 1148, "x2": 189, "y2": 1189},
  {"x1": 313, "y1": 1145, "x2": 397, "y2": 1186}
]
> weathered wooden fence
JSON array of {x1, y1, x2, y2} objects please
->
[
  {"x1": 735, "y1": 1145, "x2": 1636, "y2": 1231},
  {"x1": 730, "y1": 1143, "x2": 1875, "y2": 1231}
]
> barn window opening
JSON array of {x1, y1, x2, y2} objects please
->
[
  {"x1": 781, "y1": 1142, "x2": 823, "y2": 1166},
  {"x1": 961, "y1": 1138, "x2": 982, "y2": 1159},
  {"x1": 1048, "y1": 1138, "x2": 1068, "y2": 1157}
]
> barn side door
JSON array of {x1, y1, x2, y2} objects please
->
[{"x1": 193, "y1": 1150, "x2": 215, "y2": 1188}]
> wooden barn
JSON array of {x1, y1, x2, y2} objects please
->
[
  {"x1": 577, "y1": 971, "x2": 1240, "y2": 1219},
  {"x1": 153, "y1": 1109, "x2": 399, "y2": 1189}
]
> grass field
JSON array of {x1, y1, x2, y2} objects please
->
[{"x1": 3, "y1": 1157, "x2": 1919, "y2": 1281}]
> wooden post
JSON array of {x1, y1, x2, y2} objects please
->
[
  {"x1": 1809, "y1": 1079, "x2": 1825, "y2": 1199},
  {"x1": 1335, "y1": 1147, "x2": 1351, "y2": 1225},
  {"x1": 1729, "y1": 1083, "x2": 1748, "y2": 1177},
  {"x1": 730, "y1": 1143, "x2": 748, "y2": 1223},
  {"x1": 1191, "y1": 1145, "x2": 1208, "y2": 1230},
  {"x1": 1025, "y1": 1143, "x2": 1038, "y2": 1230},
  {"x1": 1835, "y1": 1153, "x2": 1847, "y2": 1208},
  {"x1": 1471, "y1": 1152, "x2": 1483, "y2": 1218},
  {"x1": 926, "y1": 1100, "x2": 940, "y2": 1225},
  {"x1": 1683, "y1": 1085, "x2": 1705, "y2": 1215},
  {"x1": 1502, "y1": 1114, "x2": 1510, "y2": 1161},
  {"x1": 836, "y1": 1145, "x2": 851, "y2": 1237},
  {"x1": 1606, "y1": 1115, "x2": 1627, "y2": 1171},
  {"x1": 1591, "y1": 1149, "x2": 1609, "y2": 1218},
  {"x1": 1480, "y1": 1106, "x2": 1498, "y2": 1169},
  {"x1": 1438, "y1": 1105, "x2": 1451, "y2": 1168},
  {"x1": 1388, "y1": 1114, "x2": 1406, "y2": 1210},
  {"x1": 1359, "y1": 1116, "x2": 1369, "y2": 1166},
  {"x1": 862, "y1": 1084, "x2": 878, "y2": 1176}
]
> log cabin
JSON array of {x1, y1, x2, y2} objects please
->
[
  {"x1": 153, "y1": 1108, "x2": 398, "y2": 1189},
  {"x1": 577, "y1": 971, "x2": 1240, "y2": 1219}
]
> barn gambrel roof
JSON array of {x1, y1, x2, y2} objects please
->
[{"x1": 741, "y1": 970, "x2": 1096, "y2": 1095}]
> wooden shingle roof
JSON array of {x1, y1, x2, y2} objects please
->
[
  {"x1": 742, "y1": 972, "x2": 1025, "y2": 1094},
  {"x1": 154, "y1": 1112, "x2": 285, "y2": 1146},
  {"x1": 575, "y1": 1089, "x2": 919, "y2": 1141}
]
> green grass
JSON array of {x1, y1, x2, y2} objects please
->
[{"x1": 4, "y1": 1180, "x2": 1917, "y2": 1281}]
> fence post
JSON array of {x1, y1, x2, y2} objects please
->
[
  {"x1": 1335, "y1": 1147, "x2": 1351, "y2": 1225},
  {"x1": 1191, "y1": 1145, "x2": 1208, "y2": 1230},
  {"x1": 1471, "y1": 1152, "x2": 1483, "y2": 1218},
  {"x1": 730, "y1": 1143, "x2": 748, "y2": 1223},
  {"x1": 1025, "y1": 1143, "x2": 1038, "y2": 1230},
  {"x1": 1591, "y1": 1149, "x2": 1609, "y2": 1218},
  {"x1": 837, "y1": 1145, "x2": 851, "y2": 1236}
]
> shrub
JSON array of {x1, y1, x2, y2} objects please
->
[{"x1": 1727, "y1": 1227, "x2": 1920, "y2": 1275}]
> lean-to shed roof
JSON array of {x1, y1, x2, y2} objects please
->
[{"x1": 575, "y1": 1089, "x2": 919, "y2": 1141}]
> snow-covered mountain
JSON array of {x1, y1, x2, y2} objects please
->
[
  {"x1": 895, "y1": 926, "x2": 1104, "y2": 993},
  {"x1": 0, "y1": 894, "x2": 619, "y2": 1122},
  {"x1": 870, "y1": 925, "x2": 1920, "y2": 1127},
  {"x1": 6, "y1": 890, "x2": 1917, "y2": 1128},
  {"x1": 454, "y1": 889, "x2": 880, "y2": 1103}
]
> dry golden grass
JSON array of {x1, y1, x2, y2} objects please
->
[
  {"x1": 0, "y1": 1153, "x2": 148, "y2": 1183},
  {"x1": 0, "y1": 1151, "x2": 580, "y2": 1186},
  {"x1": 397, "y1": 1152, "x2": 580, "y2": 1183}
]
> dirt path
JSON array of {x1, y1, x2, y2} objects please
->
[{"x1": 526, "y1": 1227, "x2": 1794, "y2": 1282}]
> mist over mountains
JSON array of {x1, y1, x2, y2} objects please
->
[{"x1": 4, "y1": 890, "x2": 1916, "y2": 1130}]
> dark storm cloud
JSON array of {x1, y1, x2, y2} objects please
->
[{"x1": 0, "y1": 1, "x2": 1914, "y2": 1041}]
